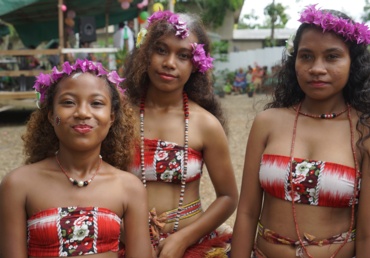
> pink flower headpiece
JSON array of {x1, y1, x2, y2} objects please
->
[
  {"x1": 298, "y1": 4, "x2": 370, "y2": 45},
  {"x1": 147, "y1": 10, "x2": 189, "y2": 39},
  {"x1": 191, "y1": 43, "x2": 214, "y2": 74},
  {"x1": 33, "y1": 59, "x2": 125, "y2": 105}
]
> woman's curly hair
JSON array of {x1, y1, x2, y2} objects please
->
[
  {"x1": 266, "y1": 9, "x2": 370, "y2": 147},
  {"x1": 123, "y1": 12, "x2": 228, "y2": 133},
  {"x1": 22, "y1": 71, "x2": 137, "y2": 171}
]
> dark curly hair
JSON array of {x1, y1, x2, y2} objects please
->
[
  {"x1": 22, "y1": 70, "x2": 137, "y2": 170},
  {"x1": 266, "y1": 9, "x2": 370, "y2": 147},
  {"x1": 123, "y1": 12, "x2": 227, "y2": 132}
]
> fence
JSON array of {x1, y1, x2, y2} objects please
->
[{"x1": 214, "y1": 46, "x2": 286, "y2": 73}]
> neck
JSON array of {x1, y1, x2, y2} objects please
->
[
  {"x1": 145, "y1": 88, "x2": 184, "y2": 109},
  {"x1": 55, "y1": 149, "x2": 102, "y2": 176},
  {"x1": 299, "y1": 97, "x2": 347, "y2": 114}
]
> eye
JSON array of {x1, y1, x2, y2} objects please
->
[
  {"x1": 61, "y1": 99, "x2": 75, "y2": 105},
  {"x1": 298, "y1": 53, "x2": 312, "y2": 61},
  {"x1": 327, "y1": 54, "x2": 339, "y2": 60},
  {"x1": 91, "y1": 100, "x2": 105, "y2": 107},
  {"x1": 155, "y1": 46, "x2": 167, "y2": 55},
  {"x1": 178, "y1": 52, "x2": 192, "y2": 60}
]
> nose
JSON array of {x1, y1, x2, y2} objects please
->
[
  {"x1": 74, "y1": 103, "x2": 91, "y2": 119},
  {"x1": 308, "y1": 58, "x2": 327, "y2": 75},
  {"x1": 163, "y1": 53, "x2": 176, "y2": 69}
]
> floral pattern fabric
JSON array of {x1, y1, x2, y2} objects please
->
[
  {"x1": 130, "y1": 138, "x2": 203, "y2": 184},
  {"x1": 27, "y1": 206, "x2": 121, "y2": 257},
  {"x1": 259, "y1": 154, "x2": 360, "y2": 207}
]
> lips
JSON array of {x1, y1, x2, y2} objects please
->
[
  {"x1": 73, "y1": 124, "x2": 93, "y2": 134},
  {"x1": 309, "y1": 81, "x2": 327, "y2": 87},
  {"x1": 158, "y1": 72, "x2": 176, "y2": 81}
]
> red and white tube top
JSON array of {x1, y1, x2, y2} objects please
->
[
  {"x1": 129, "y1": 138, "x2": 204, "y2": 184},
  {"x1": 259, "y1": 154, "x2": 360, "y2": 208},
  {"x1": 27, "y1": 207, "x2": 121, "y2": 257}
]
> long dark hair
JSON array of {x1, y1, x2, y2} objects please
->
[
  {"x1": 123, "y1": 12, "x2": 228, "y2": 132},
  {"x1": 267, "y1": 9, "x2": 370, "y2": 147}
]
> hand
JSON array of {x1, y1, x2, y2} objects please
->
[{"x1": 157, "y1": 233, "x2": 188, "y2": 258}]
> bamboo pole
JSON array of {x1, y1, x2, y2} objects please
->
[{"x1": 58, "y1": 0, "x2": 64, "y2": 63}]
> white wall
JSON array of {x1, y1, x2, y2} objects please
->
[{"x1": 214, "y1": 46, "x2": 285, "y2": 72}]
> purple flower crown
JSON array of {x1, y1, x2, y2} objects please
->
[
  {"x1": 138, "y1": 10, "x2": 213, "y2": 73},
  {"x1": 34, "y1": 59, "x2": 125, "y2": 104},
  {"x1": 147, "y1": 10, "x2": 189, "y2": 39},
  {"x1": 299, "y1": 4, "x2": 370, "y2": 45}
]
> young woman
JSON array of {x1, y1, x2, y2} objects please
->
[
  {"x1": 123, "y1": 10, "x2": 238, "y2": 258},
  {"x1": 0, "y1": 59, "x2": 152, "y2": 258},
  {"x1": 231, "y1": 5, "x2": 370, "y2": 258}
]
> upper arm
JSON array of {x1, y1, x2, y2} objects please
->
[
  {"x1": 356, "y1": 132, "x2": 370, "y2": 256},
  {"x1": 0, "y1": 169, "x2": 28, "y2": 258},
  {"x1": 201, "y1": 115, "x2": 238, "y2": 202},
  {"x1": 237, "y1": 111, "x2": 270, "y2": 219},
  {"x1": 122, "y1": 176, "x2": 152, "y2": 258}
]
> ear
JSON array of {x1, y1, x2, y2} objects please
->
[
  {"x1": 48, "y1": 111, "x2": 54, "y2": 126},
  {"x1": 110, "y1": 112, "x2": 115, "y2": 126}
]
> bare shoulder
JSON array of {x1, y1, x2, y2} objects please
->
[
  {"x1": 107, "y1": 164, "x2": 145, "y2": 192},
  {"x1": 0, "y1": 162, "x2": 43, "y2": 194},
  {"x1": 189, "y1": 101, "x2": 223, "y2": 132}
]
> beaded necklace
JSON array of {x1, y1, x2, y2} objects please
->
[
  {"x1": 290, "y1": 102, "x2": 359, "y2": 258},
  {"x1": 140, "y1": 92, "x2": 189, "y2": 234},
  {"x1": 55, "y1": 152, "x2": 102, "y2": 187},
  {"x1": 292, "y1": 105, "x2": 348, "y2": 119}
]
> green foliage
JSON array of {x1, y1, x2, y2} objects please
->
[
  {"x1": 174, "y1": 0, "x2": 243, "y2": 28},
  {"x1": 264, "y1": 2, "x2": 288, "y2": 27},
  {"x1": 211, "y1": 40, "x2": 229, "y2": 62}
]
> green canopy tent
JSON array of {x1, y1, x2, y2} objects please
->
[{"x1": 0, "y1": 0, "x2": 143, "y2": 47}]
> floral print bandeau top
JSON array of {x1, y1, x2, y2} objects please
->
[{"x1": 259, "y1": 154, "x2": 360, "y2": 208}]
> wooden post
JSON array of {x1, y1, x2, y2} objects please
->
[
  {"x1": 58, "y1": 0, "x2": 65, "y2": 64},
  {"x1": 169, "y1": 0, "x2": 175, "y2": 12}
]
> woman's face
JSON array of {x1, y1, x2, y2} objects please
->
[
  {"x1": 295, "y1": 27, "x2": 351, "y2": 101},
  {"x1": 146, "y1": 31, "x2": 198, "y2": 93},
  {"x1": 49, "y1": 73, "x2": 114, "y2": 151}
]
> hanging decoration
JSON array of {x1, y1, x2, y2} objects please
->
[
  {"x1": 60, "y1": 4, "x2": 67, "y2": 12},
  {"x1": 152, "y1": 3, "x2": 164, "y2": 12},
  {"x1": 121, "y1": 1, "x2": 130, "y2": 9},
  {"x1": 139, "y1": 11, "x2": 149, "y2": 21},
  {"x1": 137, "y1": 0, "x2": 148, "y2": 9}
]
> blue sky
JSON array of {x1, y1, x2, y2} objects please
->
[{"x1": 241, "y1": 0, "x2": 367, "y2": 29}]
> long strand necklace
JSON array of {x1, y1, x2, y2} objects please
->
[
  {"x1": 289, "y1": 102, "x2": 359, "y2": 258},
  {"x1": 292, "y1": 105, "x2": 348, "y2": 119},
  {"x1": 140, "y1": 92, "x2": 189, "y2": 235},
  {"x1": 55, "y1": 152, "x2": 102, "y2": 187}
]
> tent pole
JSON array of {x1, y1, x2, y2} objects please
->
[{"x1": 58, "y1": 0, "x2": 64, "y2": 64}]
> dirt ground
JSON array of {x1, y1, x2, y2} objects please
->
[{"x1": 0, "y1": 93, "x2": 271, "y2": 227}]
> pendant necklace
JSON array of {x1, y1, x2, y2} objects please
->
[{"x1": 55, "y1": 151, "x2": 102, "y2": 187}]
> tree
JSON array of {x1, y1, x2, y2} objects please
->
[
  {"x1": 264, "y1": 0, "x2": 288, "y2": 46},
  {"x1": 362, "y1": 0, "x2": 370, "y2": 22},
  {"x1": 174, "y1": 0, "x2": 244, "y2": 28}
]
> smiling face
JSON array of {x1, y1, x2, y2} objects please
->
[
  {"x1": 49, "y1": 73, "x2": 115, "y2": 151},
  {"x1": 146, "y1": 31, "x2": 198, "y2": 93},
  {"x1": 295, "y1": 27, "x2": 351, "y2": 101}
]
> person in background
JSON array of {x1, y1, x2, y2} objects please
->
[
  {"x1": 113, "y1": 21, "x2": 135, "y2": 52},
  {"x1": 231, "y1": 5, "x2": 370, "y2": 258},
  {"x1": 0, "y1": 59, "x2": 152, "y2": 258},
  {"x1": 123, "y1": 10, "x2": 238, "y2": 258}
]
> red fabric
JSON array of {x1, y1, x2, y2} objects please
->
[{"x1": 184, "y1": 233, "x2": 232, "y2": 258}]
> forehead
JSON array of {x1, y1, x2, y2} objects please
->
[
  {"x1": 57, "y1": 73, "x2": 110, "y2": 95},
  {"x1": 298, "y1": 27, "x2": 349, "y2": 51},
  {"x1": 157, "y1": 31, "x2": 198, "y2": 49}
]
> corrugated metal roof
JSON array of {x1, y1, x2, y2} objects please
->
[{"x1": 233, "y1": 28, "x2": 296, "y2": 40}]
